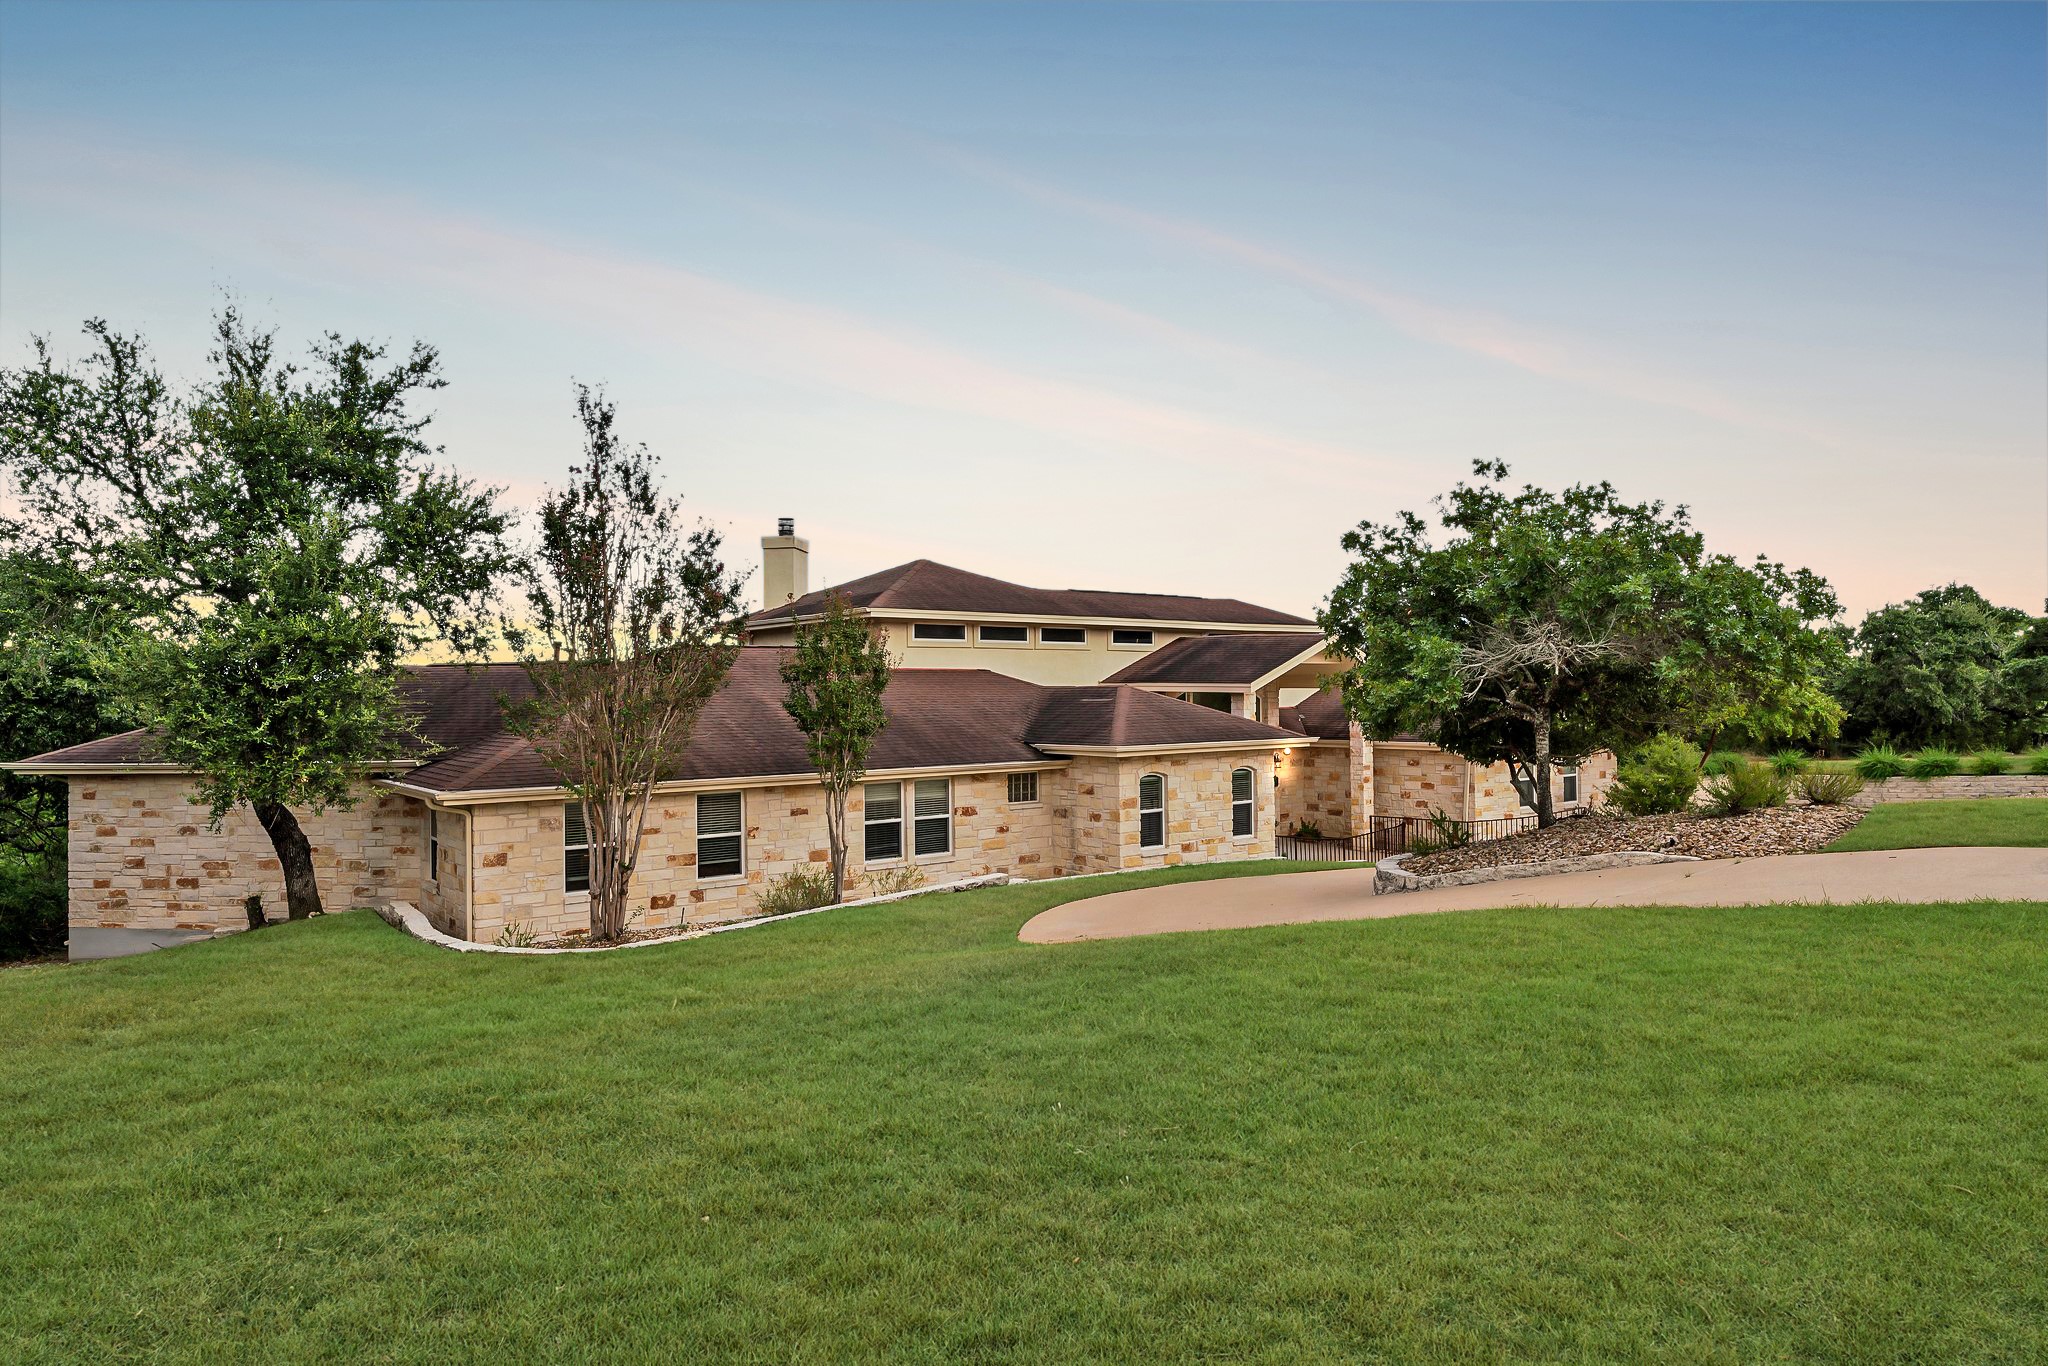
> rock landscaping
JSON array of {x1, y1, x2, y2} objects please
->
[{"x1": 1404, "y1": 804, "x2": 1867, "y2": 877}]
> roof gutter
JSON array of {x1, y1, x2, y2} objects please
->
[
  {"x1": 2, "y1": 759, "x2": 425, "y2": 776},
  {"x1": 1033, "y1": 737, "x2": 1301, "y2": 758},
  {"x1": 750, "y1": 608, "x2": 1321, "y2": 634},
  {"x1": 377, "y1": 757, "x2": 1072, "y2": 806}
]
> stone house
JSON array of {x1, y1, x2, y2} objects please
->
[{"x1": 12, "y1": 521, "x2": 1612, "y2": 955}]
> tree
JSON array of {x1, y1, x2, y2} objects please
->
[
  {"x1": 1831, "y1": 585, "x2": 2048, "y2": 751},
  {"x1": 0, "y1": 315, "x2": 518, "y2": 919},
  {"x1": 1320, "y1": 461, "x2": 1841, "y2": 826},
  {"x1": 507, "y1": 387, "x2": 744, "y2": 943},
  {"x1": 780, "y1": 594, "x2": 893, "y2": 903}
]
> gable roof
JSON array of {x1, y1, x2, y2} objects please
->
[
  {"x1": 12, "y1": 651, "x2": 1303, "y2": 796},
  {"x1": 747, "y1": 560, "x2": 1314, "y2": 630},
  {"x1": 1279, "y1": 690, "x2": 1353, "y2": 741},
  {"x1": 1101, "y1": 633, "x2": 1329, "y2": 687}
]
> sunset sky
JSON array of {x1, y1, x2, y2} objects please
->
[{"x1": 2, "y1": 1, "x2": 2042, "y2": 622}]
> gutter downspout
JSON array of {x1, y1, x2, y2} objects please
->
[{"x1": 464, "y1": 807, "x2": 475, "y2": 944}]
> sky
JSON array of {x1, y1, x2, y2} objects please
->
[{"x1": 1, "y1": 1, "x2": 2043, "y2": 623}]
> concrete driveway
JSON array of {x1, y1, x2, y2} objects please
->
[{"x1": 1017, "y1": 847, "x2": 2048, "y2": 944}]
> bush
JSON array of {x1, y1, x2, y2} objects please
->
[
  {"x1": 1907, "y1": 748, "x2": 1963, "y2": 779},
  {"x1": 1795, "y1": 771, "x2": 1865, "y2": 806},
  {"x1": 1698, "y1": 763, "x2": 1788, "y2": 817},
  {"x1": 860, "y1": 864, "x2": 926, "y2": 897},
  {"x1": 1702, "y1": 750, "x2": 1746, "y2": 777},
  {"x1": 2026, "y1": 748, "x2": 2048, "y2": 776},
  {"x1": 0, "y1": 860, "x2": 67, "y2": 963},
  {"x1": 1292, "y1": 821, "x2": 1323, "y2": 841},
  {"x1": 1606, "y1": 734, "x2": 1703, "y2": 816},
  {"x1": 1767, "y1": 750, "x2": 1808, "y2": 777},
  {"x1": 756, "y1": 864, "x2": 836, "y2": 915},
  {"x1": 1853, "y1": 744, "x2": 1908, "y2": 781},
  {"x1": 1407, "y1": 809, "x2": 1472, "y2": 857}
]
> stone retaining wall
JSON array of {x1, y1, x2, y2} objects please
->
[
  {"x1": 1375, "y1": 848, "x2": 1699, "y2": 895},
  {"x1": 1849, "y1": 774, "x2": 2048, "y2": 807}
]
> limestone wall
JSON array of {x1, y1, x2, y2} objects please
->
[
  {"x1": 1276, "y1": 740, "x2": 1370, "y2": 836},
  {"x1": 66, "y1": 775, "x2": 423, "y2": 933},
  {"x1": 1074, "y1": 751, "x2": 1275, "y2": 873},
  {"x1": 1850, "y1": 773, "x2": 2048, "y2": 807},
  {"x1": 1374, "y1": 746, "x2": 1472, "y2": 820}
]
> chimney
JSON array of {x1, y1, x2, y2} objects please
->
[{"x1": 761, "y1": 518, "x2": 809, "y2": 609}]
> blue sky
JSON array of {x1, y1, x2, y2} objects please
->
[{"x1": 2, "y1": 1, "x2": 2042, "y2": 619}]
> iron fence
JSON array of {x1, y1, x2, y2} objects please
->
[{"x1": 1275, "y1": 812, "x2": 1540, "y2": 863}]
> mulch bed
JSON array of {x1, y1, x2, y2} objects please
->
[{"x1": 1403, "y1": 804, "x2": 1867, "y2": 876}]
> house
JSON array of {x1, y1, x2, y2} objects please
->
[{"x1": 11, "y1": 520, "x2": 1611, "y2": 956}]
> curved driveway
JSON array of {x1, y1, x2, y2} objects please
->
[{"x1": 1017, "y1": 847, "x2": 2048, "y2": 944}]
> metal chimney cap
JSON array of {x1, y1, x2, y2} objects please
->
[{"x1": 777, "y1": 517, "x2": 795, "y2": 536}]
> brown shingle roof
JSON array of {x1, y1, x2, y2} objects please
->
[
  {"x1": 1279, "y1": 690, "x2": 1353, "y2": 740},
  {"x1": 1102, "y1": 633, "x2": 1327, "y2": 686},
  {"x1": 747, "y1": 560, "x2": 1314, "y2": 629},
  {"x1": 17, "y1": 651, "x2": 1302, "y2": 794}
]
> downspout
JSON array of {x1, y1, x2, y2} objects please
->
[{"x1": 464, "y1": 806, "x2": 475, "y2": 943}]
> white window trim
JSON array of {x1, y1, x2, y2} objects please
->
[
  {"x1": 1561, "y1": 764, "x2": 1581, "y2": 805},
  {"x1": 425, "y1": 809, "x2": 440, "y2": 886},
  {"x1": 1138, "y1": 773, "x2": 1166, "y2": 851},
  {"x1": 1037, "y1": 626, "x2": 1089, "y2": 648},
  {"x1": 563, "y1": 801, "x2": 591, "y2": 895},
  {"x1": 1007, "y1": 771, "x2": 1041, "y2": 806},
  {"x1": 695, "y1": 790, "x2": 747, "y2": 882},
  {"x1": 910, "y1": 623, "x2": 968, "y2": 644},
  {"x1": 975, "y1": 624, "x2": 1031, "y2": 648},
  {"x1": 1109, "y1": 629, "x2": 1157, "y2": 650},
  {"x1": 912, "y1": 777, "x2": 953, "y2": 862},
  {"x1": 1230, "y1": 767, "x2": 1256, "y2": 841},
  {"x1": 863, "y1": 780, "x2": 905, "y2": 866}
]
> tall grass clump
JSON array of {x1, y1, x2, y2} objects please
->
[
  {"x1": 1767, "y1": 750, "x2": 1808, "y2": 777},
  {"x1": 1795, "y1": 771, "x2": 1864, "y2": 806},
  {"x1": 1701, "y1": 750, "x2": 1746, "y2": 778},
  {"x1": 1907, "y1": 749, "x2": 1963, "y2": 779},
  {"x1": 1607, "y1": 734, "x2": 1702, "y2": 816},
  {"x1": 1968, "y1": 751, "x2": 2012, "y2": 776},
  {"x1": 1699, "y1": 762, "x2": 1788, "y2": 817},
  {"x1": 2026, "y1": 748, "x2": 2048, "y2": 776},
  {"x1": 1854, "y1": 744, "x2": 1908, "y2": 781},
  {"x1": 756, "y1": 865, "x2": 836, "y2": 915}
]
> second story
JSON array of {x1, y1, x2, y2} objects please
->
[{"x1": 744, "y1": 520, "x2": 1333, "y2": 691}]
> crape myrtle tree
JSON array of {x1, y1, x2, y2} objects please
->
[
  {"x1": 1320, "y1": 461, "x2": 1842, "y2": 827},
  {"x1": 1831, "y1": 585, "x2": 2048, "y2": 751},
  {"x1": 0, "y1": 315, "x2": 519, "y2": 920},
  {"x1": 507, "y1": 387, "x2": 745, "y2": 944},
  {"x1": 780, "y1": 593, "x2": 893, "y2": 904}
]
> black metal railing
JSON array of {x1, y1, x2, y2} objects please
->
[{"x1": 1276, "y1": 812, "x2": 1540, "y2": 863}]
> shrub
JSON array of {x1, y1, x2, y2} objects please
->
[
  {"x1": 1795, "y1": 771, "x2": 1865, "y2": 806},
  {"x1": 1701, "y1": 750, "x2": 1746, "y2": 777},
  {"x1": 861, "y1": 864, "x2": 927, "y2": 897},
  {"x1": 493, "y1": 921, "x2": 538, "y2": 948},
  {"x1": 1292, "y1": 821, "x2": 1323, "y2": 841},
  {"x1": 0, "y1": 860, "x2": 67, "y2": 963},
  {"x1": 1853, "y1": 744, "x2": 1908, "y2": 781},
  {"x1": 1407, "y1": 809, "x2": 1473, "y2": 857},
  {"x1": 1606, "y1": 734, "x2": 1703, "y2": 816},
  {"x1": 1907, "y1": 748, "x2": 1963, "y2": 779},
  {"x1": 1698, "y1": 763, "x2": 1788, "y2": 817},
  {"x1": 1767, "y1": 750, "x2": 1808, "y2": 777},
  {"x1": 2026, "y1": 748, "x2": 2048, "y2": 776},
  {"x1": 1967, "y1": 751, "x2": 2011, "y2": 776},
  {"x1": 756, "y1": 864, "x2": 836, "y2": 915}
]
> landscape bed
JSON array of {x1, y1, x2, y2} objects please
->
[
  {"x1": 1403, "y1": 803, "x2": 1865, "y2": 876},
  {"x1": 2, "y1": 861, "x2": 2042, "y2": 1362}
]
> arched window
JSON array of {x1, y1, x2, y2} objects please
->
[
  {"x1": 1138, "y1": 773, "x2": 1166, "y2": 850},
  {"x1": 1231, "y1": 767, "x2": 1255, "y2": 838}
]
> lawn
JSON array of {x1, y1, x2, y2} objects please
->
[
  {"x1": 3, "y1": 862, "x2": 2043, "y2": 1363},
  {"x1": 1825, "y1": 797, "x2": 2048, "y2": 853}
]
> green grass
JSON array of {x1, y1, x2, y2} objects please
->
[
  {"x1": 3, "y1": 862, "x2": 2044, "y2": 1363},
  {"x1": 1825, "y1": 798, "x2": 2048, "y2": 853}
]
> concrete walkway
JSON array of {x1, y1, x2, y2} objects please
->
[{"x1": 1017, "y1": 847, "x2": 2048, "y2": 944}]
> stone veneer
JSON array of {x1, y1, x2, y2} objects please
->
[
  {"x1": 1274, "y1": 735, "x2": 1371, "y2": 837},
  {"x1": 1849, "y1": 773, "x2": 2048, "y2": 807},
  {"x1": 460, "y1": 749, "x2": 1278, "y2": 944},
  {"x1": 65, "y1": 775, "x2": 424, "y2": 933}
]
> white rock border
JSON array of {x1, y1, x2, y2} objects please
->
[
  {"x1": 1375, "y1": 849, "x2": 1699, "y2": 895},
  {"x1": 376, "y1": 873, "x2": 1018, "y2": 955}
]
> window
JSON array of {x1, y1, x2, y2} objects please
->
[
  {"x1": 1039, "y1": 626, "x2": 1087, "y2": 644},
  {"x1": 1138, "y1": 773, "x2": 1165, "y2": 849},
  {"x1": 426, "y1": 809, "x2": 441, "y2": 884},
  {"x1": 1189, "y1": 692, "x2": 1233, "y2": 713},
  {"x1": 1561, "y1": 765, "x2": 1580, "y2": 805},
  {"x1": 1232, "y1": 767, "x2": 1255, "y2": 838},
  {"x1": 911, "y1": 623, "x2": 967, "y2": 642},
  {"x1": 563, "y1": 802, "x2": 590, "y2": 894},
  {"x1": 914, "y1": 778, "x2": 952, "y2": 856},
  {"x1": 1111, "y1": 629, "x2": 1154, "y2": 646},
  {"x1": 1008, "y1": 771, "x2": 1039, "y2": 804},
  {"x1": 978, "y1": 624, "x2": 1029, "y2": 643},
  {"x1": 696, "y1": 791, "x2": 744, "y2": 878},
  {"x1": 864, "y1": 781, "x2": 903, "y2": 861}
]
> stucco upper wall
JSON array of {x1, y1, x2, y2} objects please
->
[{"x1": 747, "y1": 621, "x2": 1230, "y2": 687}]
